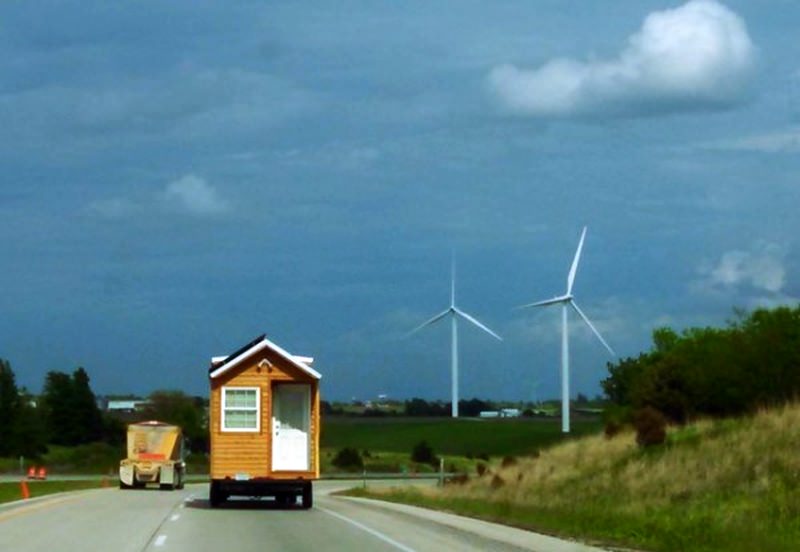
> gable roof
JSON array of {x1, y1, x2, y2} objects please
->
[{"x1": 209, "y1": 334, "x2": 321, "y2": 381}]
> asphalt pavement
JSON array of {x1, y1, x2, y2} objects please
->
[{"x1": 0, "y1": 480, "x2": 608, "y2": 552}]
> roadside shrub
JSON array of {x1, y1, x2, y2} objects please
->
[
  {"x1": 501, "y1": 455, "x2": 517, "y2": 468},
  {"x1": 332, "y1": 447, "x2": 364, "y2": 471},
  {"x1": 604, "y1": 421, "x2": 623, "y2": 439},
  {"x1": 476, "y1": 463, "x2": 487, "y2": 477},
  {"x1": 476, "y1": 452, "x2": 489, "y2": 461},
  {"x1": 490, "y1": 474, "x2": 505, "y2": 489},
  {"x1": 634, "y1": 406, "x2": 667, "y2": 447},
  {"x1": 445, "y1": 473, "x2": 469, "y2": 485},
  {"x1": 411, "y1": 440, "x2": 439, "y2": 466}
]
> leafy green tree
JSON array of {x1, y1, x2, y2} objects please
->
[
  {"x1": 0, "y1": 361, "x2": 47, "y2": 457},
  {"x1": 71, "y1": 368, "x2": 103, "y2": 443},
  {"x1": 603, "y1": 306, "x2": 800, "y2": 423},
  {"x1": 459, "y1": 398, "x2": 493, "y2": 417},
  {"x1": 41, "y1": 371, "x2": 74, "y2": 445},
  {"x1": 41, "y1": 368, "x2": 103, "y2": 445},
  {"x1": 602, "y1": 354, "x2": 648, "y2": 406},
  {"x1": 404, "y1": 398, "x2": 448, "y2": 416},
  {"x1": 12, "y1": 388, "x2": 48, "y2": 457},
  {"x1": 142, "y1": 390, "x2": 207, "y2": 453},
  {"x1": 0, "y1": 359, "x2": 20, "y2": 456}
]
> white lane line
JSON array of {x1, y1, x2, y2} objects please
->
[
  {"x1": 154, "y1": 535, "x2": 167, "y2": 547},
  {"x1": 319, "y1": 507, "x2": 416, "y2": 552},
  {"x1": 170, "y1": 513, "x2": 180, "y2": 521}
]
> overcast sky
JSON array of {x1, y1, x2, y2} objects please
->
[{"x1": 2, "y1": 0, "x2": 798, "y2": 402}]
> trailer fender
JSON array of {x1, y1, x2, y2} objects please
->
[
  {"x1": 160, "y1": 463, "x2": 175, "y2": 485},
  {"x1": 119, "y1": 463, "x2": 135, "y2": 487}
]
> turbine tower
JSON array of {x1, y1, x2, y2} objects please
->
[
  {"x1": 518, "y1": 227, "x2": 615, "y2": 433},
  {"x1": 410, "y1": 261, "x2": 502, "y2": 417}
]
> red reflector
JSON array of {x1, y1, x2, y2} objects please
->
[{"x1": 138, "y1": 453, "x2": 166, "y2": 460}]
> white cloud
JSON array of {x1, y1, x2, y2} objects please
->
[
  {"x1": 87, "y1": 174, "x2": 230, "y2": 220},
  {"x1": 488, "y1": 0, "x2": 755, "y2": 118},
  {"x1": 704, "y1": 127, "x2": 800, "y2": 153},
  {"x1": 161, "y1": 174, "x2": 230, "y2": 216},
  {"x1": 709, "y1": 245, "x2": 785, "y2": 292}
]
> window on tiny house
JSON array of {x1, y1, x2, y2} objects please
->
[{"x1": 222, "y1": 387, "x2": 260, "y2": 432}]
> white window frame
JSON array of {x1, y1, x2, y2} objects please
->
[{"x1": 221, "y1": 386, "x2": 261, "y2": 433}]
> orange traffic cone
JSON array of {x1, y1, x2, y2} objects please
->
[
  {"x1": 37, "y1": 467, "x2": 47, "y2": 480},
  {"x1": 20, "y1": 480, "x2": 30, "y2": 499},
  {"x1": 27, "y1": 466, "x2": 36, "y2": 479}
]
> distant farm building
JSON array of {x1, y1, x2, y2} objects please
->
[
  {"x1": 479, "y1": 408, "x2": 521, "y2": 419},
  {"x1": 108, "y1": 400, "x2": 149, "y2": 412}
]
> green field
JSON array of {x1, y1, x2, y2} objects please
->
[{"x1": 321, "y1": 416, "x2": 602, "y2": 457}]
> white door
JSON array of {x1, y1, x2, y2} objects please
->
[{"x1": 272, "y1": 384, "x2": 311, "y2": 471}]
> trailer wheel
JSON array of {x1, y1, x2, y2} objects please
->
[
  {"x1": 119, "y1": 480, "x2": 131, "y2": 490},
  {"x1": 301, "y1": 482, "x2": 313, "y2": 509},
  {"x1": 209, "y1": 481, "x2": 223, "y2": 508}
]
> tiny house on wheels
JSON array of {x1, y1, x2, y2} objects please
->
[{"x1": 208, "y1": 334, "x2": 321, "y2": 508}]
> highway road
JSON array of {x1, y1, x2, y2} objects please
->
[{"x1": 0, "y1": 481, "x2": 608, "y2": 552}]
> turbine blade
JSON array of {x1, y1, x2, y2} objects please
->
[
  {"x1": 515, "y1": 295, "x2": 570, "y2": 309},
  {"x1": 567, "y1": 226, "x2": 587, "y2": 295},
  {"x1": 453, "y1": 307, "x2": 503, "y2": 341},
  {"x1": 407, "y1": 308, "x2": 451, "y2": 337},
  {"x1": 569, "y1": 300, "x2": 615, "y2": 356},
  {"x1": 451, "y1": 253, "x2": 456, "y2": 308}
]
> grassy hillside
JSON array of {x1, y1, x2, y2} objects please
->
[{"x1": 351, "y1": 403, "x2": 800, "y2": 552}]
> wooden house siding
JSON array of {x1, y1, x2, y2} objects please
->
[{"x1": 209, "y1": 350, "x2": 320, "y2": 480}]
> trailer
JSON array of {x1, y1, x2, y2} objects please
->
[
  {"x1": 208, "y1": 334, "x2": 321, "y2": 508},
  {"x1": 119, "y1": 421, "x2": 185, "y2": 490}
]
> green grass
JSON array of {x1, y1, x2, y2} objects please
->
[
  {"x1": 346, "y1": 487, "x2": 798, "y2": 552},
  {"x1": 0, "y1": 480, "x2": 106, "y2": 505},
  {"x1": 321, "y1": 416, "x2": 602, "y2": 457}
]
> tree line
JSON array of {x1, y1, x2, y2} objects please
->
[
  {"x1": 0, "y1": 360, "x2": 208, "y2": 459},
  {"x1": 602, "y1": 305, "x2": 800, "y2": 424}
]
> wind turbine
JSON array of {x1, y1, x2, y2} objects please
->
[
  {"x1": 518, "y1": 227, "x2": 615, "y2": 433},
  {"x1": 409, "y1": 261, "x2": 502, "y2": 417}
]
